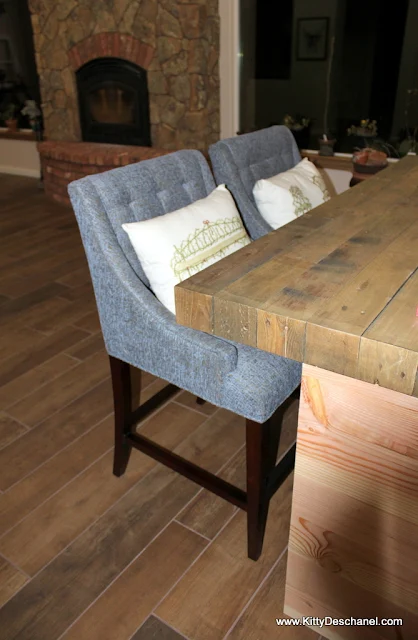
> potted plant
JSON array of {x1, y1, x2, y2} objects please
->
[
  {"x1": 352, "y1": 146, "x2": 388, "y2": 177},
  {"x1": 319, "y1": 36, "x2": 336, "y2": 156},
  {"x1": 347, "y1": 119, "x2": 378, "y2": 138},
  {"x1": 21, "y1": 100, "x2": 42, "y2": 136},
  {"x1": 283, "y1": 114, "x2": 311, "y2": 149},
  {"x1": 1, "y1": 103, "x2": 18, "y2": 132}
]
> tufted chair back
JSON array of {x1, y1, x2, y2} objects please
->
[
  {"x1": 209, "y1": 126, "x2": 301, "y2": 239},
  {"x1": 70, "y1": 150, "x2": 215, "y2": 289}
]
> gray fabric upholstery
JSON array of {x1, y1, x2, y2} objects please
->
[
  {"x1": 209, "y1": 126, "x2": 301, "y2": 239},
  {"x1": 68, "y1": 150, "x2": 301, "y2": 423}
]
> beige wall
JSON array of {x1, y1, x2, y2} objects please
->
[
  {"x1": 219, "y1": 0, "x2": 239, "y2": 138},
  {"x1": 0, "y1": 137, "x2": 41, "y2": 178}
]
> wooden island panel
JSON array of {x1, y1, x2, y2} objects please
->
[{"x1": 284, "y1": 364, "x2": 418, "y2": 639}]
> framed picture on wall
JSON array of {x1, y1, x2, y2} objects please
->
[{"x1": 296, "y1": 17, "x2": 329, "y2": 61}]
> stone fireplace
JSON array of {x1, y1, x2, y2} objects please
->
[
  {"x1": 28, "y1": 0, "x2": 220, "y2": 203},
  {"x1": 29, "y1": 0, "x2": 220, "y2": 149}
]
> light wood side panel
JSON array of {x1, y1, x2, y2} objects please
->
[
  {"x1": 213, "y1": 298, "x2": 257, "y2": 345},
  {"x1": 358, "y1": 338, "x2": 418, "y2": 396},
  {"x1": 257, "y1": 311, "x2": 305, "y2": 361},
  {"x1": 284, "y1": 364, "x2": 418, "y2": 639},
  {"x1": 174, "y1": 286, "x2": 213, "y2": 334}
]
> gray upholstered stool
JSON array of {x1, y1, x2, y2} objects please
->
[
  {"x1": 209, "y1": 125, "x2": 301, "y2": 239},
  {"x1": 68, "y1": 150, "x2": 301, "y2": 560}
]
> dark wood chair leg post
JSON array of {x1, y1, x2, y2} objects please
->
[
  {"x1": 246, "y1": 402, "x2": 289, "y2": 561},
  {"x1": 246, "y1": 419, "x2": 271, "y2": 561},
  {"x1": 109, "y1": 356, "x2": 134, "y2": 477}
]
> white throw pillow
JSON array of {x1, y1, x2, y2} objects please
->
[
  {"x1": 253, "y1": 158, "x2": 330, "y2": 230},
  {"x1": 122, "y1": 185, "x2": 251, "y2": 314}
]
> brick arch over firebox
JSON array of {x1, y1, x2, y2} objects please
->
[{"x1": 68, "y1": 33, "x2": 155, "y2": 72}]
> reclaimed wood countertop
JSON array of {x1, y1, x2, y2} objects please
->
[{"x1": 175, "y1": 156, "x2": 418, "y2": 397}]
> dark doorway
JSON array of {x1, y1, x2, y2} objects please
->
[
  {"x1": 76, "y1": 57, "x2": 151, "y2": 146},
  {"x1": 368, "y1": 0, "x2": 409, "y2": 138}
]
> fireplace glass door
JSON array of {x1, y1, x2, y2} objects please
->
[{"x1": 77, "y1": 57, "x2": 151, "y2": 146}]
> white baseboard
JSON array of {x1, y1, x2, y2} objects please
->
[{"x1": 0, "y1": 166, "x2": 41, "y2": 178}]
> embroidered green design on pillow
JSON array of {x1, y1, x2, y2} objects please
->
[
  {"x1": 171, "y1": 217, "x2": 250, "y2": 281},
  {"x1": 289, "y1": 186, "x2": 312, "y2": 216},
  {"x1": 312, "y1": 174, "x2": 330, "y2": 201}
]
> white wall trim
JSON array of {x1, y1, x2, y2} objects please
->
[
  {"x1": 0, "y1": 166, "x2": 40, "y2": 178},
  {"x1": 219, "y1": 0, "x2": 240, "y2": 139}
]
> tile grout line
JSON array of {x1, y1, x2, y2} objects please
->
[
  {"x1": 148, "y1": 509, "x2": 240, "y2": 629},
  {"x1": 0, "y1": 350, "x2": 103, "y2": 427},
  {"x1": 0, "y1": 389, "x2": 198, "y2": 537},
  {"x1": 6, "y1": 361, "x2": 111, "y2": 430},
  {"x1": 8, "y1": 402, "x2": 222, "y2": 615},
  {"x1": 0, "y1": 410, "x2": 30, "y2": 432},
  {"x1": 174, "y1": 441, "x2": 245, "y2": 523},
  {"x1": 1, "y1": 392, "x2": 215, "y2": 535},
  {"x1": 222, "y1": 545, "x2": 289, "y2": 639},
  {"x1": 172, "y1": 399, "x2": 217, "y2": 419},
  {"x1": 173, "y1": 520, "x2": 212, "y2": 543},
  {"x1": 0, "y1": 377, "x2": 113, "y2": 492},
  {"x1": 0, "y1": 410, "x2": 32, "y2": 432},
  {"x1": 53, "y1": 514, "x2": 183, "y2": 640},
  {"x1": 0, "y1": 446, "x2": 113, "y2": 544},
  {"x1": 69, "y1": 322, "x2": 97, "y2": 335},
  {"x1": 53, "y1": 424, "x2": 242, "y2": 638},
  {"x1": 153, "y1": 613, "x2": 194, "y2": 640},
  {"x1": 0, "y1": 550, "x2": 31, "y2": 580},
  {"x1": 0, "y1": 342, "x2": 85, "y2": 407},
  {"x1": 52, "y1": 435, "x2": 230, "y2": 640}
]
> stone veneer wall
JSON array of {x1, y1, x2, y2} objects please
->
[{"x1": 28, "y1": 0, "x2": 220, "y2": 151}]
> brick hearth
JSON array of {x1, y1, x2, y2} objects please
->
[{"x1": 38, "y1": 141, "x2": 172, "y2": 205}]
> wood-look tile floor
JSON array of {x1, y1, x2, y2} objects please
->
[{"x1": 0, "y1": 175, "x2": 321, "y2": 640}]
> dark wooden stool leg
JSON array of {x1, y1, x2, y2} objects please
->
[
  {"x1": 109, "y1": 356, "x2": 134, "y2": 477},
  {"x1": 246, "y1": 404, "x2": 288, "y2": 561}
]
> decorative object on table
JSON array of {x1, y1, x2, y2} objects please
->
[
  {"x1": 122, "y1": 184, "x2": 250, "y2": 314},
  {"x1": 319, "y1": 36, "x2": 336, "y2": 156},
  {"x1": 282, "y1": 114, "x2": 311, "y2": 149},
  {"x1": 1, "y1": 103, "x2": 18, "y2": 131},
  {"x1": 399, "y1": 88, "x2": 418, "y2": 156},
  {"x1": 253, "y1": 157, "x2": 330, "y2": 230},
  {"x1": 296, "y1": 17, "x2": 329, "y2": 61}
]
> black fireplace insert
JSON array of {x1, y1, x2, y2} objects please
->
[{"x1": 76, "y1": 57, "x2": 151, "y2": 146}]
